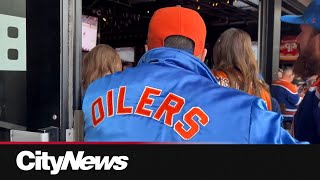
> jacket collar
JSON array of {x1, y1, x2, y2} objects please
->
[{"x1": 138, "y1": 47, "x2": 218, "y2": 83}]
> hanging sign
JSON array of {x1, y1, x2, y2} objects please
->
[{"x1": 280, "y1": 35, "x2": 299, "y2": 61}]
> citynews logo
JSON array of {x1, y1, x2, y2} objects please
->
[{"x1": 16, "y1": 151, "x2": 129, "y2": 175}]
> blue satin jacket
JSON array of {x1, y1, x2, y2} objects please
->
[{"x1": 82, "y1": 47, "x2": 307, "y2": 144}]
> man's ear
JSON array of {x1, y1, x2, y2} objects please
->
[
  {"x1": 144, "y1": 44, "x2": 148, "y2": 53},
  {"x1": 200, "y1": 48, "x2": 207, "y2": 62}
]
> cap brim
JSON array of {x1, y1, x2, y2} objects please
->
[{"x1": 281, "y1": 15, "x2": 305, "y2": 25}]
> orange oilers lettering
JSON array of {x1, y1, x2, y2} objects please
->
[
  {"x1": 135, "y1": 86, "x2": 162, "y2": 117},
  {"x1": 174, "y1": 107, "x2": 209, "y2": 140},
  {"x1": 153, "y1": 93, "x2": 185, "y2": 127},
  {"x1": 91, "y1": 97, "x2": 105, "y2": 127},
  {"x1": 117, "y1": 86, "x2": 133, "y2": 115},
  {"x1": 90, "y1": 86, "x2": 209, "y2": 140},
  {"x1": 107, "y1": 90, "x2": 114, "y2": 117}
]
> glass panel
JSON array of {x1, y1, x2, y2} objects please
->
[{"x1": 0, "y1": 0, "x2": 27, "y2": 133}]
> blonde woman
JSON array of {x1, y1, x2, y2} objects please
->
[
  {"x1": 211, "y1": 28, "x2": 272, "y2": 111},
  {"x1": 81, "y1": 44, "x2": 122, "y2": 94}
]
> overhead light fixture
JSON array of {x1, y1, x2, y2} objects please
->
[
  {"x1": 96, "y1": 10, "x2": 102, "y2": 16},
  {"x1": 147, "y1": 10, "x2": 150, "y2": 13},
  {"x1": 227, "y1": 0, "x2": 230, "y2": 3},
  {"x1": 103, "y1": 18, "x2": 107, "y2": 21},
  {"x1": 197, "y1": 5, "x2": 200, "y2": 10}
]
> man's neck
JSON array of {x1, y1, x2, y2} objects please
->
[{"x1": 280, "y1": 78, "x2": 291, "y2": 82}]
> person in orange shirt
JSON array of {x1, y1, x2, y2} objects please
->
[{"x1": 211, "y1": 28, "x2": 272, "y2": 111}]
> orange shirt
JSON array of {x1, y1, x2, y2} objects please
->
[{"x1": 212, "y1": 70, "x2": 272, "y2": 111}]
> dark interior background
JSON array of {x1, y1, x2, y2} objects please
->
[
  {"x1": 82, "y1": 0, "x2": 302, "y2": 69},
  {"x1": 26, "y1": 0, "x2": 61, "y2": 133},
  {"x1": 82, "y1": 0, "x2": 262, "y2": 68}
]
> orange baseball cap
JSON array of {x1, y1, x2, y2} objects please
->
[{"x1": 147, "y1": 6, "x2": 207, "y2": 57}]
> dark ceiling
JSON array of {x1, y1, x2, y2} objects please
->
[
  {"x1": 82, "y1": 0, "x2": 263, "y2": 65},
  {"x1": 81, "y1": 0, "x2": 306, "y2": 63},
  {"x1": 82, "y1": 0, "x2": 261, "y2": 49},
  {"x1": 83, "y1": 0, "x2": 259, "y2": 27},
  {"x1": 82, "y1": 0, "x2": 306, "y2": 38}
]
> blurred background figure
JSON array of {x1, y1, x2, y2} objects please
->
[
  {"x1": 306, "y1": 75, "x2": 318, "y2": 88},
  {"x1": 211, "y1": 28, "x2": 272, "y2": 111},
  {"x1": 81, "y1": 44, "x2": 122, "y2": 95},
  {"x1": 122, "y1": 61, "x2": 135, "y2": 71},
  {"x1": 278, "y1": 68, "x2": 284, "y2": 80},
  {"x1": 271, "y1": 66, "x2": 303, "y2": 131},
  {"x1": 292, "y1": 77, "x2": 306, "y2": 96}
]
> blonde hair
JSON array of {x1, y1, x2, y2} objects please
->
[
  {"x1": 213, "y1": 28, "x2": 265, "y2": 97},
  {"x1": 82, "y1": 44, "x2": 122, "y2": 92}
]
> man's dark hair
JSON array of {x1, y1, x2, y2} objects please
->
[{"x1": 164, "y1": 35, "x2": 195, "y2": 54}]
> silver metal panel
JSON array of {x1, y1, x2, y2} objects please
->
[
  {"x1": 60, "y1": 0, "x2": 73, "y2": 141},
  {"x1": 66, "y1": 128, "x2": 74, "y2": 142},
  {"x1": 0, "y1": 0, "x2": 25, "y2": 17},
  {"x1": 0, "y1": 121, "x2": 26, "y2": 131},
  {"x1": 73, "y1": 110, "x2": 84, "y2": 141},
  {"x1": 258, "y1": 0, "x2": 267, "y2": 79},
  {"x1": 283, "y1": 0, "x2": 307, "y2": 13},
  {"x1": 38, "y1": 126, "x2": 59, "y2": 141},
  {"x1": 257, "y1": 0, "x2": 262, "y2": 71},
  {"x1": 10, "y1": 130, "x2": 49, "y2": 142},
  {"x1": 258, "y1": 0, "x2": 282, "y2": 84},
  {"x1": 73, "y1": 0, "x2": 82, "y2": 112},
  {"x1": 272, "y1": 0, "x2": 282, "y2": 82}
]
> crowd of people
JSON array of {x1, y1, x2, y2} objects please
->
[{"x1": 80, "y1": 0, "x2": 320, "y2": 144}]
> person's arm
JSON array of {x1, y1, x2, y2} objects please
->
[
  {"x1": 248, "y1": 99, "x2": 308, "y2": 144},
  {"x1": 287, "y1": 90, "x2": 303, "y2": 107}
]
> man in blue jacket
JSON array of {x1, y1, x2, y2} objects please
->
[
  {"x1": 281, "y1": 0, "x2": 320, "y2": 143},
  {"x1": 82, "y1": 6, "x2": 305, "y2": 144}
]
